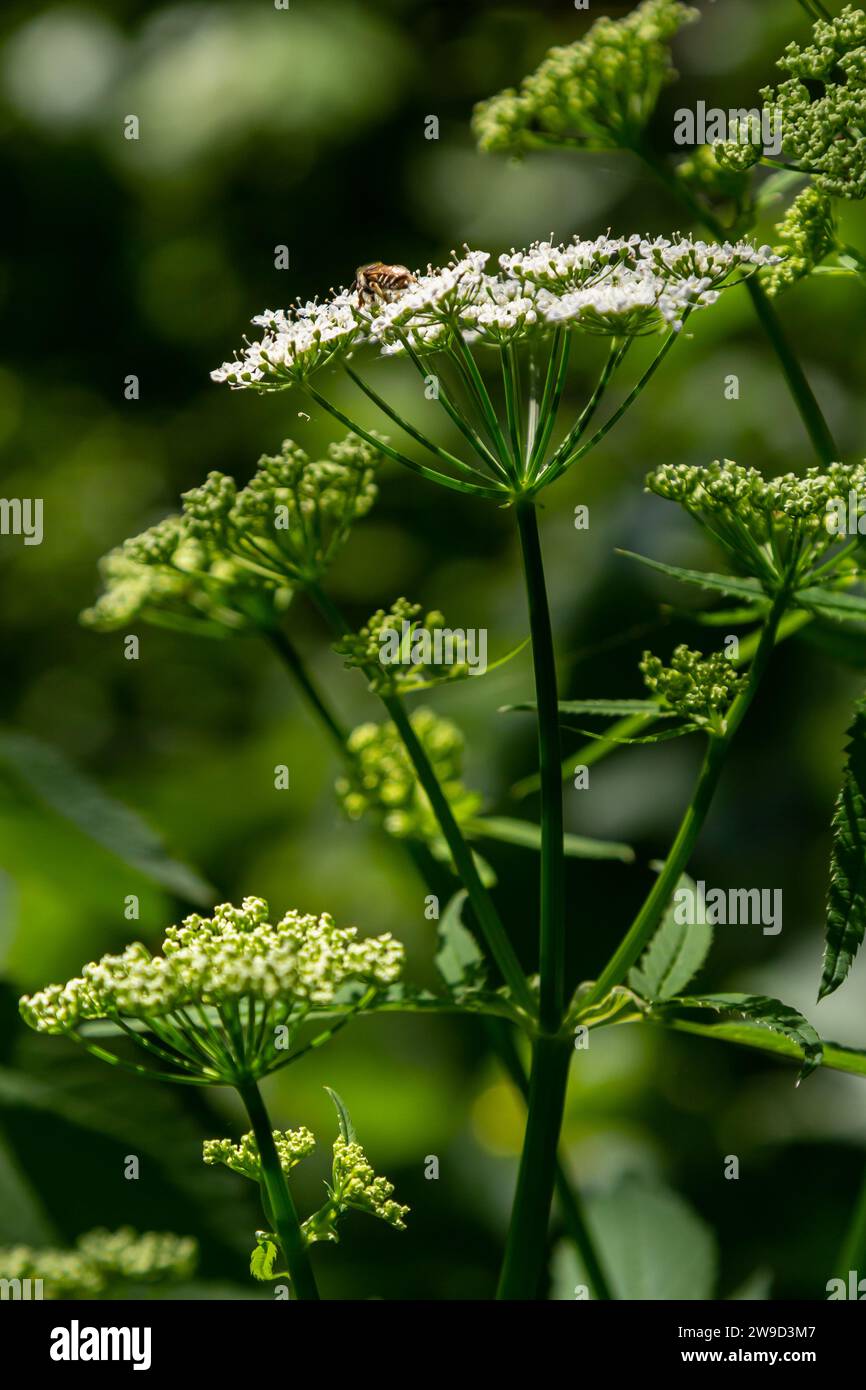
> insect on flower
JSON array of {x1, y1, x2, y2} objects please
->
[{"x1": 352, "y1": 261, "x2": 417, "y2": 306}]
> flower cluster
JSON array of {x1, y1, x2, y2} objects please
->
[
  {"x1": 204, "y1": 1124, "x2": 409, "y2": 1249},
  {"x1": 20, "y1": 899, "x2": 404, "y2": 1082},
  {"x1": 640, "y1": 645, "x2": 744, "y2": 730},
  {"x1": 471, "y1": 0, "x2": 697, "y2": 156},
  {"x1": 323, "y1": 1136, "x2": 409, "y2": 1232},
  {"x1": 763, "y1": 187, "x2": 837, "y2": 297},
  {"x1": 181, "y1": 435, "x2": 382, "y2": 586},
  {"x1": 204, "y1": 1128, "x2": 316, "y2": 1180},
  {"x1": 336, "y1": 709, "x2": 482, "y2": 846},
  {"x1": 646, "y1": 459, "x2": 866, "y2": 580},
  {"x1": 0, "y1": 1229, "x2": 197, "y2": 1298},
  {"x1": 334, "y1": 598, "x2": 471, "y2": 694},
  {"x1": 81, "y1": 515, "x2": 290, "y2": 638},
  {"x1": 761, "y1": 4, "x2": 866, "y2": 199},
  {"x1": 211, "y1": 237, "x2": 777, "y2": 391}
]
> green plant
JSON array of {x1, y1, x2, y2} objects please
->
[{"x1": 21, "y1": 0, "x2": 866, "y2": 1304}]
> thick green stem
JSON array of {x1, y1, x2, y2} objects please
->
[
  {"x1": 492, "y1": 1021, "x2": 612, "y2": 1299},
  {"x1": 496, "y1": 1035, "x2": 572, "y2": 1299},
  {"x1": 516, "y1": 501, "x2": 565, "y2": 1032},
  {"x1": 580, "y1": 589, "x2": 789, "y2": 1012},
  {"x1": 239, "y1": 1080, "x2": 319, "y2": 1301}
]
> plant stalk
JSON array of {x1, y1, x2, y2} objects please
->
[
  {"x1": 580, "y1": 588, "x2": 790, "y2": 1012},
  {"x1": 239, "y1": 1079, "x2": 319, "y2": 1300},
  {"x1": 515, "y1": 500, "x2": 566, "y2": 1032},
  {"x1": 496, "y1": 1034, "x2": 572, "y2": 1298}
]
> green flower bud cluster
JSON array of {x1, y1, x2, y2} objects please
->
[
  {"x1": 336, "y1": 708, "x2": 483, "y2": 846},
  {"x1": 640, "y1": 645, "x2": 744, "y2": 731},
  {"x1": 334, "y1": 598, "x2": 470, "y2": 694},
  {"x1": 20, "y1": 899, "x2": 404, "y2": 1083},
  {"x1": 181, "y1": 434, "x2": 381, "y2": 587},
  {"x1": 646, "y1": 458, "x2": 866, "y2": 580},
  {"x1": 763, "y1": 186, "x2": 837, "y2": 297},
  {"x1": 761, "y1": 4, "x2": 866, "y2": 199},
  {"x1": 472, "y1": 0, "x2": 698, "y2": 156},
  {"x1": 0, "y1": 1228, "x2": 197, "y2": 1298},
  {"x1": 711, "y1": 132, "x2": 763, "y2": 175},
  {"x1": 203, "y1": 1127, "x2": 316, "y2": 1179},
  {"x1": 324, "y1": 1136, "x2": 409, "y2": 1232},
  {"x1": 81, "y1": 514, "x2": 289, "y2": 638},
  {"x1": 204, "y1": 1125, "x2": 409, "y2": 1251}
]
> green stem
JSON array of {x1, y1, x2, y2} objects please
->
[
  {"x1": 266, "y1": 632, "x2": 610, "y2": 1295},
  {"x1": 492, "y1": 1021, "x2": 612, "y2": 1299},
  {"x1": 515, "y1": 501, "x2": 566, "y2": 1032},
  {"x1": 305, "y1": 581, "x2": 535, "y2": 1018},
  {"x1": 834, "y1": 1165, "x2": 866, "y2": 1282},
  {"x1": 496, "y1": 1034, "x2": 572, "y2": 1299},
  {"x1": 637, "y1": 147, "x2": 837, "y2": 467},
  {"x1": 382, "y1": 694, "x2": 535, "y2": 1016},
  {"x1": 266, "y1": 628, "x2": 348, "y2": 749},
  {"x1": 579, "y1": 589, "x2": 789, "y2": 1012},
  {"x1": 239, "y1": 1079, "x2": 319, "y2": 1301}
]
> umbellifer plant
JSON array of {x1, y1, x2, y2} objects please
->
[{"x1": 26, "y1": 0, "x2": 866, "y2": 1301}]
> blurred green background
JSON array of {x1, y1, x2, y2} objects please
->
[{"x1": 2, "y1": 0, "x2": 866, "y2": 1300}]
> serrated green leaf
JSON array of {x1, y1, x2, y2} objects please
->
[
  {"x1": 665, "y1": 993, "x2": 823, "y2": 1081},
  {"x1": 820, "y1": 697, "x2": 866, "y2": 999},
  {"x1": 434, "y1": 890, "x2": 487, "y2": 995},
  {"x1": 324, "y1": 1086, "x2": 357, "y2": 1144},
  {"x1": 629, "y1": 874, "x2": 713, "y2": 1000},
  {"x1": 617, "y1": 550, "x2": 765, "y2": 601},
  {"x1": 250, "y1": 1235, "x2": 279, "y2": 1281},
  {"x1": 466, "y1": 816, "x2": 634, "y2": 863},
  {"x1": 0, "y1": 729, "x2": 213, "y2": 905},
  {"x1": 550, "y1": 1176, "x2": 717, "y2": 1301}
]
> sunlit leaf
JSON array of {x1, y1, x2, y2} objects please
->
[
  {"x1": 629, "y1": 874, "x2": 713, "y2": 1000},
  {"x1": 662, "y1": 993, "x2": 823, "y2": 1080},
  {"x1": 467, "y1": 815, "x2": 634, "y2": 862}
]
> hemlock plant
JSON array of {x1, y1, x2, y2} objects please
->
[{"x1": 23, "y1": 0, "x2": 866, "y2": 1303}]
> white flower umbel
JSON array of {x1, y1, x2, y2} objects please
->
[
  {"x1": 20, "y1": 897, "x2": 405, "y2": 1085},
  {"x1": 212, "y1": 236, "x2": 778, "y2": 499}
]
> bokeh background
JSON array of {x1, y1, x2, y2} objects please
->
[{"x1": 2, "y1": 0, "x2": 866, "y2": 1300}]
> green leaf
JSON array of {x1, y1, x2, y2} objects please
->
[
  {"x1": 0, "y1": 729, "x2": 213, "y2": 906},
  {"x1": 664, "y1": 993, "x2": 823, "y2": 1081},
  {"x1": 502, "y1": 699, "x2": 664, "y2": 717},
  {"x1": 652, "y1": 1017, "x2": 866, "y2": 1078},
  {"x1": 564, "y1": 723, "x2": 700, "y2": 745},
  {"x1": 550, "y1": 1176, "x2": 717, "y2": 1301},
  {"x1": 324, "y1": 1087, "x2": 357, "y2": 1144},
  {"x1": 617, "y1": 550, "x2": 765, "y2": 602},
  {"x1": 797, "y1": 586, "x2": 866, "y2": 622},
  {"x1": 820, "y1": 697, "x2": 866, "y2": 999},
  {"x1": 466, "y1": 816, "x2": 634, "y2": 863},
  {"x1": 628, "y1": 874, "x2": 713, "y2": 1000},
  {"x1": 434, "y1": 891, "x2": 488, "y2": 995},
  {"x1": 250, "y1": 1234, "x2": 280, "y2": 1281}
]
